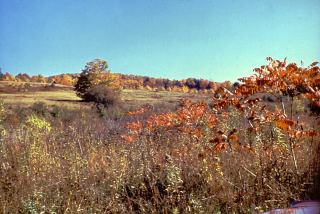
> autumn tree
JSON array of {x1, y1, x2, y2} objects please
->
[
  {"x1": 1, "y1": 72, "x2": 15, "y2": 81},
  {"x1": 74, "y1": 59, "x2": 120, "y2": 105},
  {"x1": 199, "y1": 79, "x2": 209, "y2": 90},
  {"x1": 31, "y1": 74, "x2": 47, "y2": 83},
  {"x1": 59, "y1": 74, "x2": 74, "y2": 86},
  {"x1": 185, "y1": 78, "x2": 197, "y2": 89},
  {"x1": 15, "y1": 73, "x2": 31, "y2": 82}
]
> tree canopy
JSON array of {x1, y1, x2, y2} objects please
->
[{"x1": 74, "y1": 59, "x2": 120, "y2": 99}]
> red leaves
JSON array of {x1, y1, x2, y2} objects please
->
[
  {"x1": 127, "y1": 106, "x2": 152, "y2": 116},
  {"x1": 125, "y1": 121, "x2": 143, "y2": 133},
  {"x1": 210, "y1": 136, "x2": 227, "y2": 152},
  {"x1": 207, "y1": 114, "x2": 217, "y2": 128},
  {"x1": 122, "y1": 58, "x2": 319, "y2": 165},
  {"x1": 213, "y1": 142, "x2": 227, "y2": 153},
  {"x1": 228, "y1": 134, "x2": 239, "y2": 143},
  {"x1": 124, "y1": 100, "x2": 219, "y2": 142},
  {"x1": 121, "y1": 134, "x2": 137, "y2": 143},
  {"x1": 239, "y1": 58, "x2": 319, "y2": 96},
  {"x1": 309, "y1": 61, "x2": 319, "y2": 67},
  {"x1": 275, "y1": 119, "x2": 296, "y2": 131},
  {"x1": 304, "y1": 130, "x2": 318, "y2": 137}
]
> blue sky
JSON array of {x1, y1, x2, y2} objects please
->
[{"x1": 0, "y1": 0, "x2": 319, "y2": 81}]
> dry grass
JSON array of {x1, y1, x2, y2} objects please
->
[
  {"x1": 0, "y1": 81, "x2": 210, "y2": 109},
  {"x1": 0, "y1": 90, "x2": 82, "y2": 108},
  {"x1": 0, "y1": 77, "x2": 319, "y2": 213},
  {"x1": 0, "y1": 96, "x2": 319, "y2": 213}
]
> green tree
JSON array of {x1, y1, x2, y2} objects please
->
[
  {"x1": 74, "y1": 59, "x2": 120, "y2": 99},
  {"x1": 74, "y1": 59, "x2": 121, "y2": 109}
]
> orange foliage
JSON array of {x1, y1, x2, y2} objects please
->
[{"x1": 122, "y1": 57, "x2": 319, "y2": 160}]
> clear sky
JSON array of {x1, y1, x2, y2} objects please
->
[{"x1": 0, "y1": 0, "x2": 319, "y2": 81}]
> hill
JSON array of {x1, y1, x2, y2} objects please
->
[
  {"x1": 0, "y1": 70, "x2": 233, "y2": 93},
  {"x1": 0, "y1": 58, "x2": 319, "y2": 213}
]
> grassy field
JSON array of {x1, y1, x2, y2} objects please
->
[
  {"x1": 121, "y1": 89, "x2": 210, "y2": 107},
  {"x1": 1, "y1": 73, "x2": 319, "y2": 213},
  {"x1": 0, "y1": 81, "x2": 211, "y2": 109},
  {"x1": 0, "y1": 81, "x2": 81, "y2": 108},
  {"x1": 0, "y1": 90, "x2": 81, "y2": 108}
]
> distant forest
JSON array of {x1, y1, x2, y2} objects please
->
[{"x1": 0, "y1": 70, "x2": 234, "y2": 93}]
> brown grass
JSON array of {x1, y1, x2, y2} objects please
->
[{"x1": 0, "y1": 94, "x2": 319, "y2": 213}]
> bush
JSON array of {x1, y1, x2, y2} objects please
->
[
  {"x1": 96, "y1": 104, "x2": 124, "y2": 119},
  {"x1": 50, "y1": 105, "x2": 75, "y2": 123},
  {"x1": 31, "y1": 102, "x2": 49, "y2": 117},
  {"x1": 309, "y1": 101, "x2": 320, "y2": 115},
  {"x1": 84, "y1": 84, "x2": 120, "y2": 108}
]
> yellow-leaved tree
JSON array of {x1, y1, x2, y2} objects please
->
[{"x1": 74, "y1": 59, "x2": 120, "y2": 105}]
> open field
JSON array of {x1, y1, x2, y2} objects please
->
[
  {"x1": 0, "y1": 59, "x2": 319, "y2": 213},
  {"x1": 0, "y1": 81, "x2": 211, "y2": 109},
  {"x1": 0, "y1": 90, "x2": 81, "y2": 107},
  {"x1": 121, "y1": 89, "x2": 210, "y2": 107},
  {"x1": 0, "y1": 81, "x2": 82, "y2": 108},
  {"x1": 0, "y1": 80, "x2": 72, "y2": 91}
]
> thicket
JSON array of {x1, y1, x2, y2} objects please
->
[
  {"x1": 84, "y1": 85, "x2": 120, "y2": 107},
  {"x1": 0, "y1": 58, "x2": 319, "y2": 213}
]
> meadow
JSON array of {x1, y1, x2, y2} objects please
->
[
  {"x1": 0, "y1": 82, "x2": 211, "y2": 107},
  {"x1": 0, "y1": 59, "x2": 319, "y2": 213}
]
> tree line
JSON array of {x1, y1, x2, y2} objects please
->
[{"x1": 0, "y1": 65, "x2": 233, "y2": 93}]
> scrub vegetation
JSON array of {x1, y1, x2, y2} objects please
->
[{"x1": 0, "y1": 58, "x2": 319, "y2": 213}]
